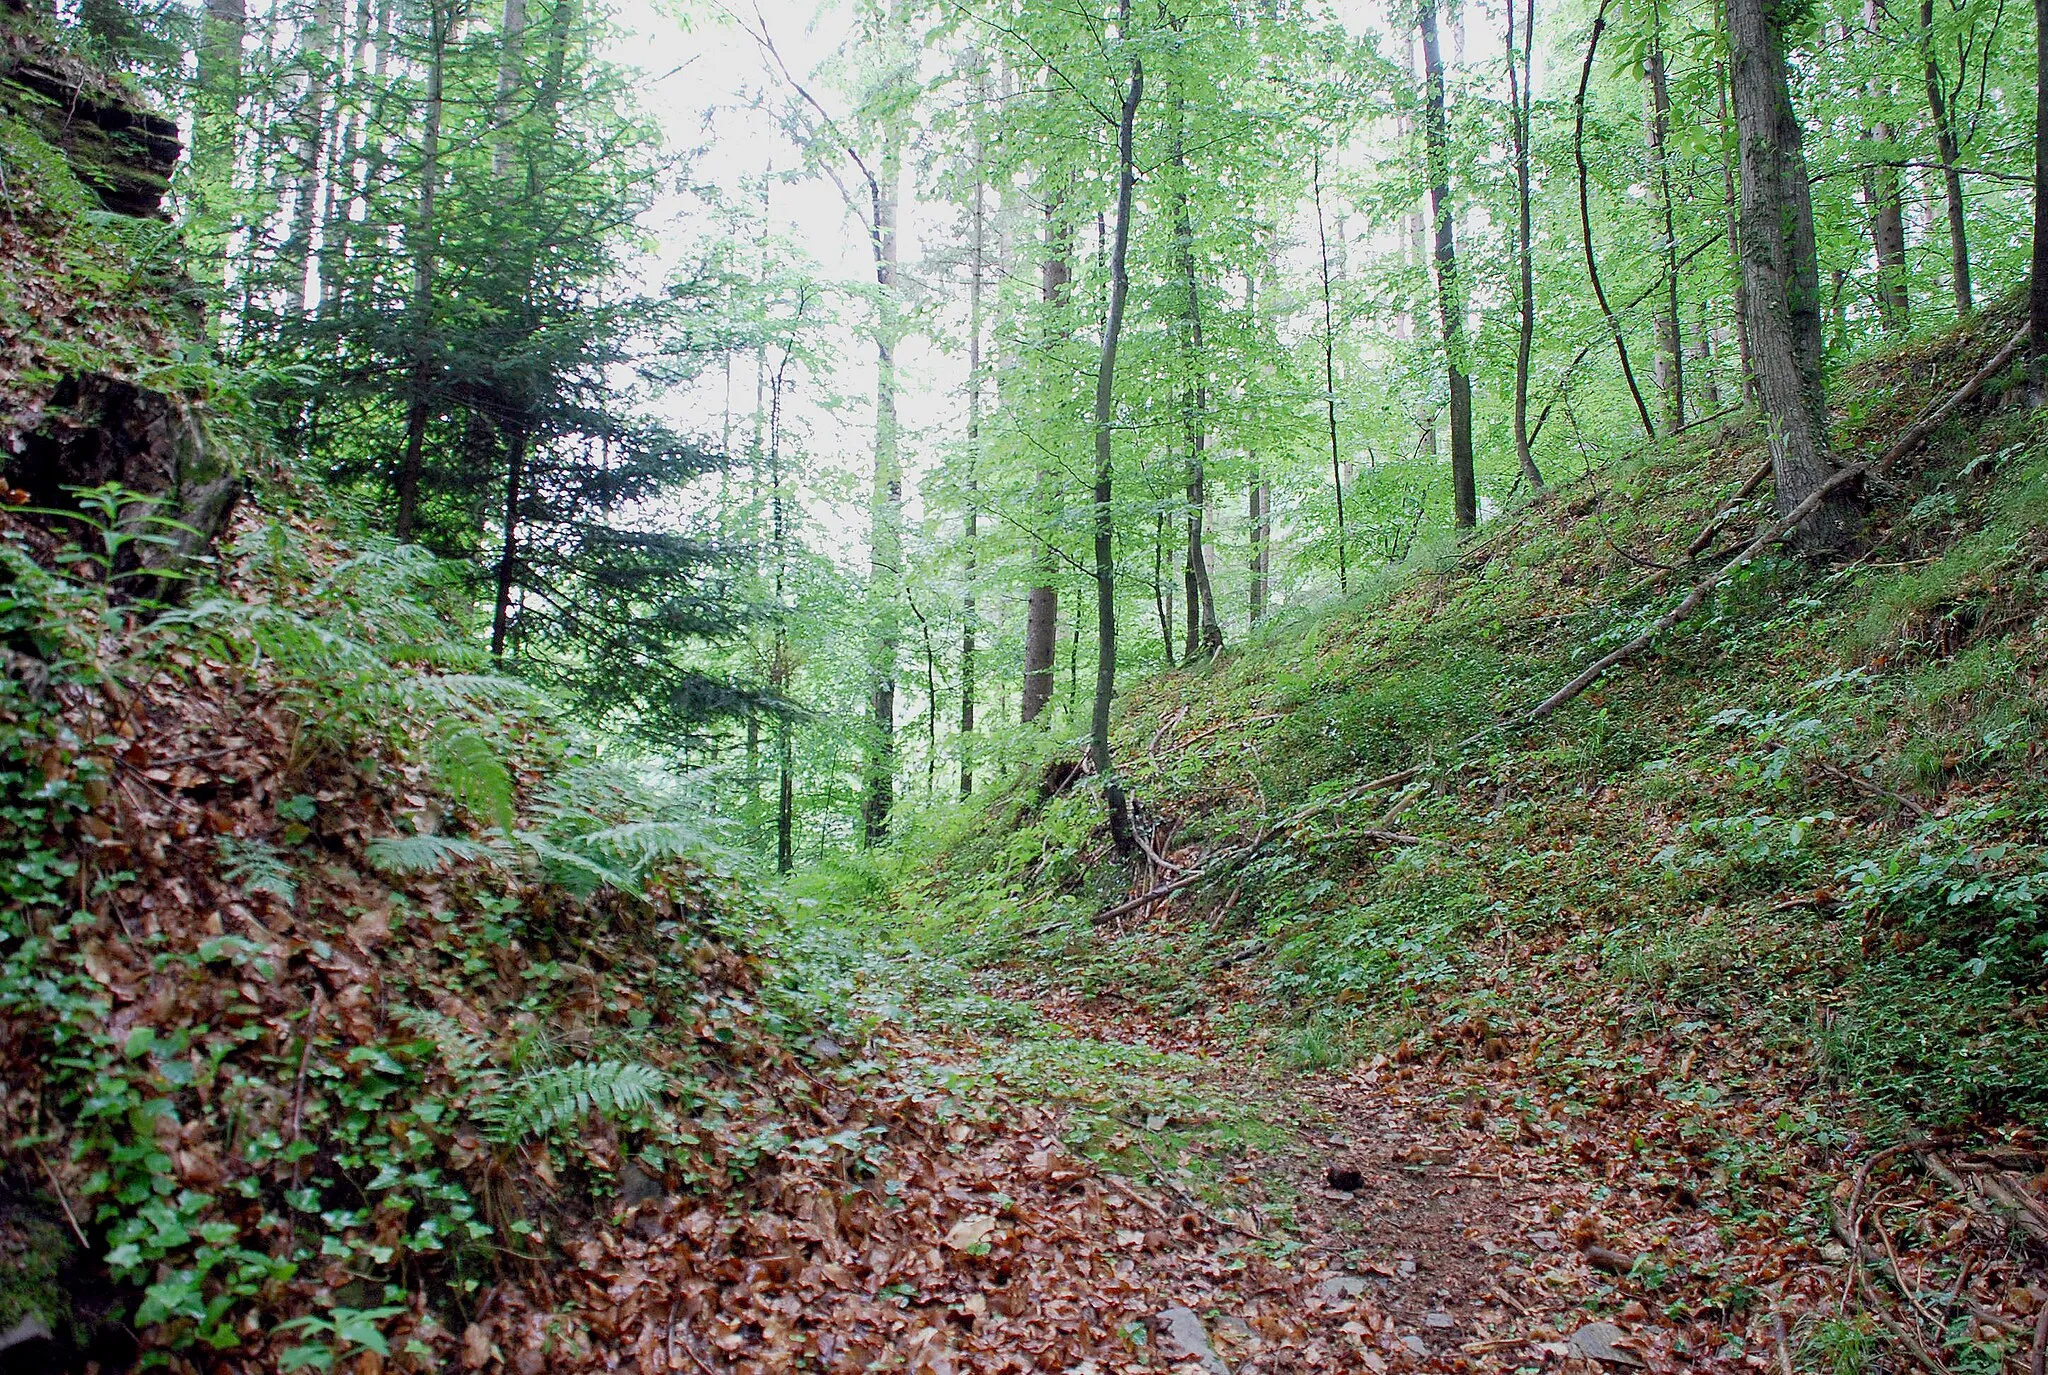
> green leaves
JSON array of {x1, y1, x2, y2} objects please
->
[
  {"x1": 432, "y1": 726, "x2": 516, "y2": 834},
  {"x1": 480, "y1": 1060, "x2": 667, "y2": 1143}
]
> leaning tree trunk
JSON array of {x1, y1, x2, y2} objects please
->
[
  {"x1": 1312, "y1": 148, "x2": 1350, "y2": 587},
  {"x1": 1090, "y1": 19, "x2": 1141, "y2": 857},
  {"x1": 1419, "y1": 0, "x2": 1476, "y2": 529},
  {"x1": 1921, "y1": 0, "x2": 1972, "y2": 313},
  {"x1": 1576, "y1": 0, "x2": 1658, "y2": 440},
  {"x1": 1728, "y1": 0, "x2": 1861, "y2": 550}
]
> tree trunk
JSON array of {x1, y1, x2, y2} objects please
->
[
  {"x1": 1091, "y1": 25, "x2": 1141, "y2": 857},
  {"x1": 492, "y1": 0, "x2": 528, "y2": 178},
  {"x1": 862, "y1": 137, "x2": 903, "y2": 848},
  {"x1": 1728, "y1": 0, "x2": 1861, "y2": 550},
  {"x1": 2034, "y1": 0, "x2": 2048, "y2": 391},
  {"x1": 1576, "y1": 0, "x2": 1658, "y2": 440},
  {"x1": 1020, "y1": 206, "x2": 1068, "y2": 726},
  {"x1": 1507, "y1": 0, "x2": 1544, "y2": 493},
  {"x1": 1645, "y1": 15, "x2": 1686, "y2": 430},
  {"x1": 1693, "y1": 299, "x2": 1721, "y2": 410},
  {"x1": 279, "y1": 0, "x2": 339, "y2": 317},
  {"x1": 394, "y1": 0, "x2": 448, "y2": 543},
  {"x1": 1717, "y1": 47, "x2": 1758, "y2": 403},
  {"x1": 1863, "y1": 0, "x2": 1909, "y2": 335},
  {"x1": 961, "y1": 63, "x2": 986, "y2": 798},
  {"x1": 1312, "y1": 148, "x2": 1349, "y2": 585},
  {"x1": 1921, "y1": 0, "x2": 1971, "y2": 313},
  {"x1": 1169, "y1": 92, "x2": 1222, "y2": 660},
  {"x1": 1419, "y1": 0, "x2": 1477, "y2": 528},
  {"x1": 490, "y1": 431, "x2": 524, "y2": 656},
  {"x1": 1247, "y1": 478, "x2": 1267, "y2": 623},
  {"x1": 1155, "y1": 511, "x2": 1177, "y2": 666}
]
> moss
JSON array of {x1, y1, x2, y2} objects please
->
[{"x1": 0, "y1": 1204, "x2": 77, "y2": 1337}]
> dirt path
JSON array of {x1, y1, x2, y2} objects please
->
[{"x1": 1013, "y1": 986, "x2": 1779, "y2": 1374}]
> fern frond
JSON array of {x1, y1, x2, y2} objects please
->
[
  {"x1": 513, "y1": 832, "x2": 636, "y2": 897},
  {"x1": 216, "y1": 837, "x2": 297, "y2": 904},
  {"x1": 432, "y1": 727, "x2": 516, "y2": 833},
  {"x1": 394, "y1": 1007, "x2": 490, "y2": 1073},
  {"x1": 569, "y1": 821, "x2": 710, "y2": 876},
  {"x1": 364, "y1": 833, "x2": 498, "y2": 876},
  {"x1": 481, "y1": 1060, "x2": 665, "y2": 1143}
]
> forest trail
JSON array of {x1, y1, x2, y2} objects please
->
[{"x1": 997, "y1": 977, "x2": 1835, "y2": 1374}]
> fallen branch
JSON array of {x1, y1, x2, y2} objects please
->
[
  {"x1": 1684, "y1": 454, "x2": 1776, "y2": 558},
  {"x1": 1525, "y1": 324, "x2": 2029, "y2": 726},
  {"x1": 1918, "y1": 1150, "x2": 2048, "y2": 1248}
]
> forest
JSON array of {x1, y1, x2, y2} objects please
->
[{"x1": 2, "y1": 0, "x2": 2048, "y2": 1360}]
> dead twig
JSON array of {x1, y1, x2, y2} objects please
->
[
  {"x1": 1771, "y1": 1312, "x2": 1795, "y2": 1375},
  {"x1": 34, "y1": 1149, "x2": 89, "y2": 1249}
]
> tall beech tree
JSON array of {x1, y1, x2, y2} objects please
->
[{"x1": 1727, "y1": 0, "x2": 1860, "y2": 549}]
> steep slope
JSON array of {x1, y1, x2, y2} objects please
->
[{"x1": 907, "y1": 300, "x2": 2048, "y2": 1370}]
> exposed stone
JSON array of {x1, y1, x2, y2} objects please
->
[
  {"x1": 1153, "y1": 1306, "x2": 1229, "y2": 1374},
  {"x1": 0, "y1": 47, "x2": 180, "y2": 217}
]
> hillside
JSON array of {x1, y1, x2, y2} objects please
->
[{"x1": 899, "y1": 300, "x2": 2048, "y2": 1370}]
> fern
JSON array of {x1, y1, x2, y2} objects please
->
[
  {"x1": 216, "y1": 836, "x2": 297, "y2": 904},
  {"x1": 480, "y1": 1061, "x2": 665, "y2": 1143},
  {"x1": 363, "y1": 833, "x2": 498, "y2": 876},
  {"x1": 395, "y1": 1007, "x2": 490, "y2": 1073},
  {"x1": 432, "y1": 727, "x2": 516, "y2": 833},
  {"x1": 569, "y1": 820, "x2": 712, "y2": 878},
  {"x1": 513, "y1": 831, "x2": 636, "y2": 897}
]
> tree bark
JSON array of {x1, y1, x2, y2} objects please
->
[
  {"x1": 1863, "y1": 0, "x2": 1909, "y2": 334},
  {"x1": 1419, "y1": 0, "x2": 1477, "y2": 529},
  {"x1": 1507, "y1": 0, "x2": 1544, "y2": 494},
  {"x1": 961, "y1": 62, "x2": 986, "y2": 797},
  {"x1": 1645, "y1": 13, "x2": 1686, "y2": 430},
  {"x1": 1728, "y1": 0, "x2": 1861, "y2": 550},
  {"x1": 279, "y1": 0, "x2": 339, "y2": 317},
  {"x1": 1576, "y1": 0, "x2": 1658, "y2": 441},
  {"x1": 492, "y1": 0, "x2": 528, "y2": 178},
  {"x1": 1169, "y1": 95, "x2": 1222, "y2": 659},
  {"x1": 1020, "y1": 204, "x2": 1067, "y2": 725},
  {"x1": 862, "y1": 136, "x2": 903, "y2": 848},
  {"x1": 1921, "y1": 0, "x2": 1972, "y2": 313},
  {"x1": 2034, "y1": 0, "x2": 2048, "y2": 391},
  {"x1": 1718, "y1": 46, "x2": 1758, "y2": 403},
  {"x1": 1091, "y1": 21, "x2": 1141, "y2": 857}
]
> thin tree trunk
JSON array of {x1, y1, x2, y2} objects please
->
[
  {"x1": 1091, "y1": 19, "x2": 1141, "y2": 857},
  {"x1": 1169, "y1": 102, "x2": 1222, "y2": 659},
  {"x1": 1020, "y1": 205, "x2": 1067, "y2": 725},
  {"x1": 862, "y1": 136, "x2": 903, "y2": 848},
  {"x1": 1645, "y1": 10, "x2": 1686, "y2": 429},
  {"x1": 1718, "y1": 47, "x2": 1758, "y2": 403},
  {"x1": 1576, "y1": 0, "x2": 1658, "y2": 440},
  {"x1": 1249, "y1": 475, "x2": 1269, "y2": 623},
  {"x1": 1728, "y1": 0, "x2": 1861, "y2": 549},
  {"x1": 394, "y1": 0, "x2": 448, "y2": 543},
  {"x1": 2034, "y1": 0, "x2": 2048, "y2": 391},
  {"x1": 961, "y1": 63, "x2": 986, "y2": 798},
  {"x1": 1507, "y1": 0, "x2": 1544, "y2": 493},
  {"x1": 490, "y1": 432, "x2": 524, "y2": 656},
  {"x1": 1863, "y1": 0, "x2": 1909, "y2": 334},
  {"x1": 280, "y1": 0, "x2": 339, "y2": 317},
  {"x1": 1155, "y1": 511, "x2": 1177, "y2": 666},
  {"x1": 1921, "y1": 0, "x2": 1971, "y2": 313},
  {"x1": 769, "y1": 334, "x2": 796, "y2": 874},
  {"x1": 1694, "y1": 298, "x2": 1721, "y2": 409},
  {"x1": 1312, "y1": 148, "x2": 1349, "y2": 586},
  {"x1": 492, "y1": 0, "x2": 528, "y2": 177},
  {"x1": 1420, "y1": 0, "x2": 1478, "y2": 528}
]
